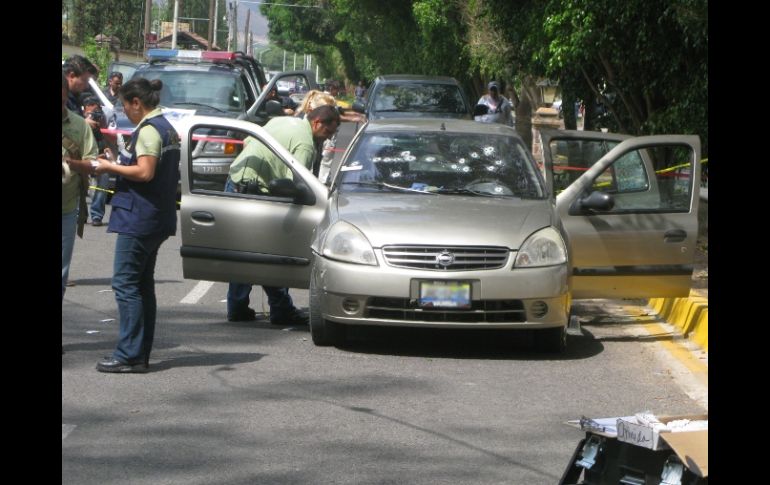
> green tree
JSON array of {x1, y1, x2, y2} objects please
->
[
  {"x1": 72, "y1": 0, "x2": 145, "y2": 52},
  {"x1": 82, "y1": 38, "x2": 114, "y2": 85},
  {"x1": 542, "y1": 0, "x2": 708, "y2": 153}
]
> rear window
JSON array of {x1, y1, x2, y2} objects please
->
[
  {"x1": 134, "y1": 69, "x2": 248, "y2": 113},
  {"x1": 371, "y1": 83, "x2": 468, "y2": 115}
]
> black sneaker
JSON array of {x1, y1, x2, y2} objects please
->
[
  {"x1": 270, "y1": 310, "x2": 309, "y2": 326},
  {"x1": 96, "y1": 358, "x2": 149, "y2": 374},
  {"x1": 228, "y1": 307, "x2": 258, "y2": 322}
]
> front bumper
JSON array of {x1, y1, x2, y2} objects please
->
[{"x1": 312, "y1": 252, "x2": 570, "y2": 329}]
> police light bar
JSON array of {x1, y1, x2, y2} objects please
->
[{"x1": 146, "y1": 49, "x2": 237, "y2": 62}]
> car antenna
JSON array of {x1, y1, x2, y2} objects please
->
[{"x1": 440, "y1": 122, "x2": 446, "y2": 131}]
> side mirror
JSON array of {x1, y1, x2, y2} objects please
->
[
  {"x1": 352, "y1": 101, "x2": 366, "y2": 114},
  {"x1": 570, "y1": 191, "x2": 614, "y2": 215},
  {"x1": 265, "y1": 99, "x2": 283, "y2": 116},
  {"x1": 268, "y1": 178, "x2": 316, "y2": 205}
]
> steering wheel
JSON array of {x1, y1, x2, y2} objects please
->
[{"x1": 463, "y1": 178, "x2": 513, "y2": 196}]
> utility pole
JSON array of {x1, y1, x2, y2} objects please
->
[
  {"x1": 283, "y1": 50, "x2": 286, "y2": 71},
  {"x1": 213, "y1": 0, "x2": 219, "y2": 49},
  {"x1": 232, "y1": 1, "x2": 238, "y2": 51},
  {"x1": 243, "y1": 8, "x2": 250, "y2": 55},
  {"x1": 207, "y1": 0, "x2": 215, "y2": 50},
  {"x1": 172, "y1": 0, "x2": 180, "y2": 49},
  {"x1": 143, "y1": 0, "x2": 152, "y2": 54}
]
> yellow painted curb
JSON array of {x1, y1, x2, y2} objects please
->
[{"x1": 648, "y1": 291, "x2": 708, "y2": 351}]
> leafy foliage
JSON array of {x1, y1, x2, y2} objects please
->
[
  {"x1": 81, "y1": 38, "x2": 114, "y2": 85},
  {"x1": 63, "y1": 0, "x2": 708, "y2": 156},
  {"x1": 70, "y1": 0, "x2": 145, "y2": 52}
]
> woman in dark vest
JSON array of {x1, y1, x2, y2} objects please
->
[{"x1": 92, "y1": 78, "x2": 180, "y2": 373}]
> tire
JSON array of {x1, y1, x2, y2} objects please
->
[
  {"x1": 534, "y1": 326, "x2": 566, "y2": 353},
  {"x1": 309, "y1": 274, "x2": 344, "y2": 347}
]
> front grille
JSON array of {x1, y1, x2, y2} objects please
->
[
  {"x1": 366, "y1": 297, "x2": 525, "y2": 323},
  {"x1": 382, "y1": 246, "x2": 509, "y2": 271}
]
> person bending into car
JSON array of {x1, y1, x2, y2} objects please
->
[
  {"x1": 91, "y1": 78, "x2": 181, "y2": 374},
  {"x1": 224, "y1": 104, "x2": 341, "y2": 325}
]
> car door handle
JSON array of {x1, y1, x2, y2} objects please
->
[
  {"x1": 664, "y1": 229, "x2": 687, "y2": 243},
  {"x1": 191, "y1": 211, "x2": 215, "y2": 223}
]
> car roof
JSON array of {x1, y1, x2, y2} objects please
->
[
  {"x1": 374, "y1": 75, "x2": 462, "y2": 85},
  {"x1": 364, "y1": 117, "x2": 519, "y2": 137}
]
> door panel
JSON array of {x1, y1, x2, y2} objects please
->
[
  {"x1": 177, "y1": 116, "x2": 328, "y2": 289},
  {"x1": 545, "y1": 132, "x2": 701, "y2": 299}
]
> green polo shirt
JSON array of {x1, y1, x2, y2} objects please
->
[
  {"x1": 133, "y1": 108, "x2": 164, "y2": 158},
  {"x1": 228, "y1": 116, "x2": 316, "y2": 187},
  {"x1": 62, "y1": 109, "x2": 98, "y2": 214}
]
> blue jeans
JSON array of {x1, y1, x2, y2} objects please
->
[
  {"x1": 224, "y1": 177, "x2": 298, "y2": 320},
  {"x1": 90, "y1": 173, "x2": 110, "y2": 222},
  {"x1": 111, "y1": 233, "x2": 168, "y2": 364},
  {"x1": 62, "y1": 208, "x2": 78, "y2": 300},
  {"x1": 227, "y1": 282, "x2": 297, "y2": 320}
]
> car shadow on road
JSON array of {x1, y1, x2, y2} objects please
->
[{"x1": 329, "y1": 326, "x2": 604, "y2": 361}]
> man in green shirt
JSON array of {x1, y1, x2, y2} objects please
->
[
  {"x1": 224, "y1": 104, "x2": 340, "y2": 324},
  {"x1": 228, "y1": 104, "x2": 340, "y2": 192},
  {"x1": 62, "y1": 73, "x2": 98, "y2": 301}
]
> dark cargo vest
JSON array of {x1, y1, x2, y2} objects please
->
[{"x1": 107, "y1": 115, "x2": 180, "y2": 237}]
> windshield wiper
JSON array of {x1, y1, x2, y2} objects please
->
[
  {"x1": 171, "y1": 102, "x2": 226, "y2": 113},
  {"x1": 435, "y1": 186, "x2": 505, "y2": 198},
  {"x1": 342, "y1": 181, "x2": 437, "y2": 194}
]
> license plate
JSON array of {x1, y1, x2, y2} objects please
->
[
  {"x1": 419, "y1": 281, "x2": 471, "y2": 309},
  {"x1": 196, "y1": 165, "x2": 225, "y2": 174}
]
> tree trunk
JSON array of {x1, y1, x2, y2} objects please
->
[{"x1": 516, "y1": 91, "x2": 534, "y2": 152}]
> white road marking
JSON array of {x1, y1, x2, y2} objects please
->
[
  {"x1": 62, "y1": 424, "x2": 76, "y2": 439},
  {"x1": 181, "y1": 281, "x2": 214, "y2": 304}
]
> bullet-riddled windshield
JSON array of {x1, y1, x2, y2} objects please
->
[{"x1": 338, "y1": 131, "x2": 546, "y2": 198}]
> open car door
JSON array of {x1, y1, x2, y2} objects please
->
[
  {"x1": 176, "y1": 116, "x2": 328, "y2": 289},
  {"x1": 542, "y1": 130, "x2": 701, "y2": 299}
]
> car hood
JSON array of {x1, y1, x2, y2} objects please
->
[
  {"x1": 333, "y1": 193, "x2": 553, "y2": 249},
  {"x1": 370, "y1": 111, "x2": 471, "y2": 120}
]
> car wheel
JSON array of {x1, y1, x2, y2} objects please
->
[
  {"x1": 534, "y1": 326, "x2": 566, "y2": 353},
  {"x1": 309, "y1": 274, "x2": 345, "y2": 347}
]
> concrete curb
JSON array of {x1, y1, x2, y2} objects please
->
[{"x1": 647, "y1": 289, "x2": 708, "y2": 351}]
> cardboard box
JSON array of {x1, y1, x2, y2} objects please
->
[
  {"x1": 662, "y1": 429, "x2": 708, "y2": 478},
  {"x1": 565, "y1": 414, "x2": 708, "y2": 478},
  {"x1": 616, "y1": 414, "x2": 707, "y2": 451}
]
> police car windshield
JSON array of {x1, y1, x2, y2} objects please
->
[{"x1": 134, "y1": 70, "x2": 246, "y2": 113}]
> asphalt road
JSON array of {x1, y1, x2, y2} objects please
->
[{"x1": 62, "y1": 120, "x2": 706, "y2": 485}]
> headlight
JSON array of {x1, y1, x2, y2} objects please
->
[
  {"x1": 514, "y1": 227, "x2": 567, "y2": 268},
  {"x1": 322, "y1": 221, "x2": 378, "y2": 266},
  {"x1": 200, "y1": 141, "x2": 237, "y2": 155}
]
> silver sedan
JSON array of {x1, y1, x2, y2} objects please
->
[{"x1": 177, "y1": 117, "x2": 701, "y2": 353}]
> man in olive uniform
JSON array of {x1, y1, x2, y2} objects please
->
[{"x1": 62, "y1": 73, "x2": 98, "y2": 301}]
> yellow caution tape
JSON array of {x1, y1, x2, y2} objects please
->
[{"x1": 89, "y1": 186, "x2": 181, "y2": 206}]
